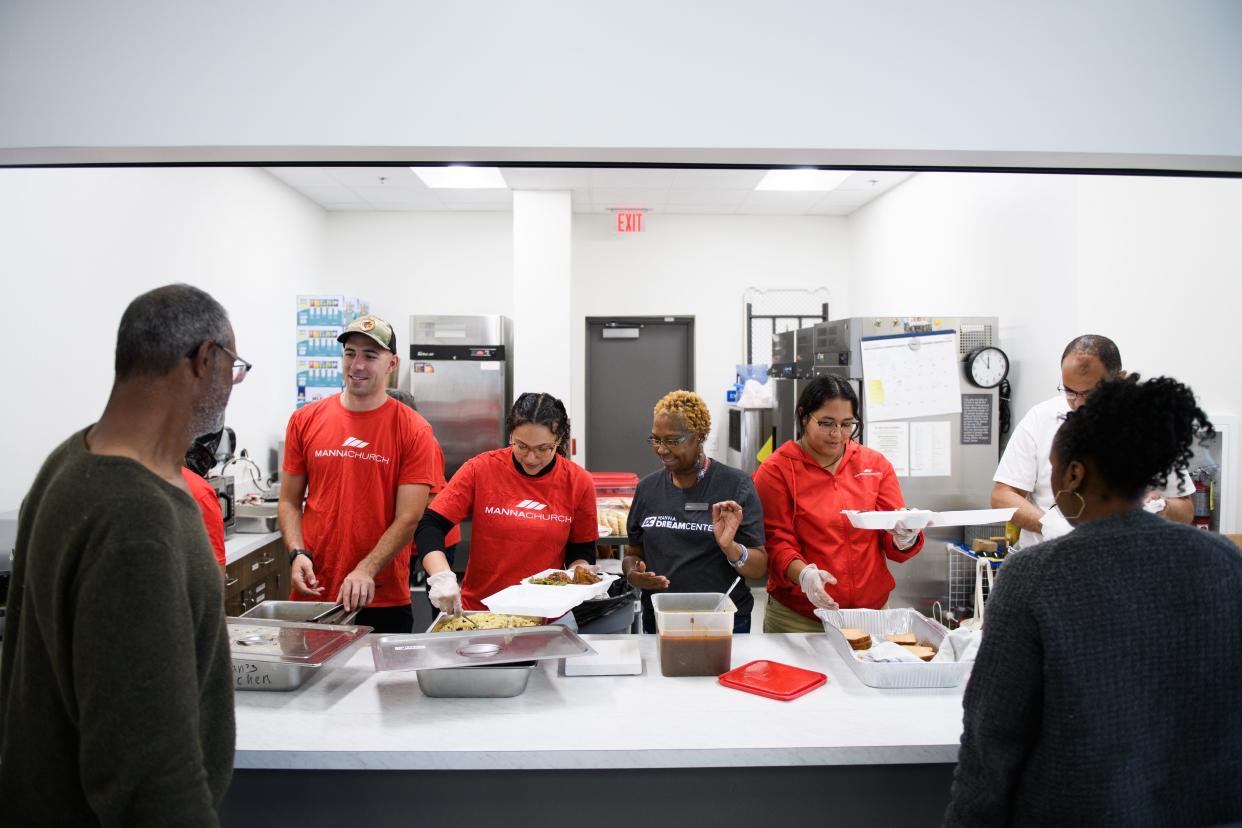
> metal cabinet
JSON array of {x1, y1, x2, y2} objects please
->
[{"x1": 224, "y1": 540, "x2": 288, "y2": 616}]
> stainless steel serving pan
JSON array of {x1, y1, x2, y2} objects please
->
[
  {"x1": 370, "y1": 611, "x2": 593, "y2": 698},
  {"x1": 229, "y1": 607, "x2": 371, "y2": 691}
]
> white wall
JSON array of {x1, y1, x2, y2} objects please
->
[
  {"x1": 319, "y1": 210, "x2": 514, "y2": 391},
  {"x1": 848, "y1": 171, "x2": 1242, "y2": 528},
  {"x1": 3, "y1": 2, "x2": 1241, "y2": 171},
  {"x1": 571, "y1": 213, "x2": 850, "y2": 461},
  {"x1": 849, "y1": 172, "x2": 1080, "y2": 420},
  {"x1": 0, "y1": 167, "x2": 326, "y2": 511}
]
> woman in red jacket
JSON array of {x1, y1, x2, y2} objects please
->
[{"x1": 753, "y1": 376, "x2": 924, "y2": 633}]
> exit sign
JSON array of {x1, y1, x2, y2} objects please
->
[{"x1": 615, "y1": 211, "x2": 645, "y2": 233}]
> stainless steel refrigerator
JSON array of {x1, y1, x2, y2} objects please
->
[{"x1": 406, "y1": 315, "x2": 513, "y2": 479}]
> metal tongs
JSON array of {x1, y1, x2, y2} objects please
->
[
  {"x1": 452, "y1": 608, "x2": 479, "y2": 629},
  {"x1": 307, "y1": 603, "x2": 362, "y2": 626}
]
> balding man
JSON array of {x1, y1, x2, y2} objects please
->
[
  {"x1": 992, "y1": 334, "x2": 1194, "y2": 547},
  {"x1": 0, "y1": 284, "x2": 243, "y2": 825}
]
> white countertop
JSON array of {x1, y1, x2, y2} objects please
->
[
  {"x1": 234, "y1": 633, "x2": 965, "y2": 770},
  {"x1": 224, "y1": 531, "x2": 281, "y2": 565}
]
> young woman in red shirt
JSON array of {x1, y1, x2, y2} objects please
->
[
  {"x1": 753, "y1": 376, "x2": 924, "y2": 633},
  {"x1": 416, "y1": 392, "x2": 598, "y2": 616}
]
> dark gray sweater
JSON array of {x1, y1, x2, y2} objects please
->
[
  {"x1": 0, "y1": 429, "x2": 235, "y2": 826},
  {"x1": 945, "y1": 509, "x2": 1242, "y2": 827}
]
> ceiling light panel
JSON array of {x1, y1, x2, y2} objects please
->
[
  {"x1": 410, "y1": 166, "x2": 508, "y2": 189},
  {"x1": 755, "y1": 169, "x2": 853, "y2": 192}
]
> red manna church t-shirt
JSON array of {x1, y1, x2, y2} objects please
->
[
  {"x1": 283, "y1": 395, "x2": 440, "y2": 606},
  {"x1": 430, "y1": 448, "x2": 598, "y2": 611},
  {"x1": 180, "y1": 467, "x2": 226, "y2": 567}
]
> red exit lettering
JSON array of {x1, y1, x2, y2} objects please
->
[{"x1": 616, "y1": 212, "x2": 644, "y2": 233}]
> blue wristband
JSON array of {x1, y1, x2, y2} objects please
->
[{"x1": 729, "y1": 544, "x2": 748, "y2": 568}]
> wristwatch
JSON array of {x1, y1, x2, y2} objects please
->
[
  {"x1": 728, "y1": 544, "x2": 749, "y2": 569},
  {"x1": 289, "y1": 548, "x2": 313, "y2": 565}
]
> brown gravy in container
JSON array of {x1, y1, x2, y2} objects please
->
[{"x1": 658, "y1": 634, "x2": 732, "y2": 676}]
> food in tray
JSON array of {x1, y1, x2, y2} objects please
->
[
  {"x1": 885, "y1": 632, "x2": 918, "y2": 646},
  {"x1": 900, "y1": 645, "x2": 937, "y2": 661},
  {"x1": 840, "y1": 627, "x2": 872, "y2": 650},
  {"x1": 527, "y1": 566, "x2": 603, "y2": 586},
  {"x1": 529, "y1": 571, "x2": 573, "y2": 586},
  {"x1": 434, "y1": 613, "x2": 540, "y2": 632},
  {"x1": 570, "y1": 565, "x2": 601, "y2": 585}
]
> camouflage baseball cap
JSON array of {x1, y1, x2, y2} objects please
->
[{"x1": 337, "y1": 314, "x2": 397, "y2": 353}]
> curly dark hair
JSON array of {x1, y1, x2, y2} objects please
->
[
  {"x1": 1052, "y1": 375, "x2": 1214, "y2": 498},
  {"x1": 795, "y1": 375, "x2": 860, "y2": 439},
  {"x1": 506, "y1": 392, "x2": 572, "y2": 458}
]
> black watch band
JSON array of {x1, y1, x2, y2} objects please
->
[{"x1": 289, "y1": 548, "x2": 313, "y2": 565}]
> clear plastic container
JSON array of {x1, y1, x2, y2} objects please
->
[
  {"x1": 652, "y1": 592, "x2": 736, "y2": 677},
  {"x1": 590, "y1": 472, "x2": 638, "y2": 498}
]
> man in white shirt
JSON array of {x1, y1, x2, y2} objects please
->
[{"x1": 992, "y1": 334, "x2": 1195, "y2": 547}]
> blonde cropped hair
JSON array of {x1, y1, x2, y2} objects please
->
[{"x1": 653, "y1": 390, "x2": 711, "y2": 439}]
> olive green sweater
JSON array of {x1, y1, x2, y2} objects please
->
[{"x1": 0, "y1": 429, "x2": 235, "y2": 826}]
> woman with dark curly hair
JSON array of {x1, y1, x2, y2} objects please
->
[
  {"x1": 415, "y1": 392, "x2": 598, "y2": 615},
  {"x1": 946, "y1": 375, "x2": 1242, "y2": 826},
  {"x1": 623, "y1": 390, "x2": 768, "y2": 634}
]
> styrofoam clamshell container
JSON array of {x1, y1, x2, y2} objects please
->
[
  {"x1": 815, "y1": 608, "x2": 971, "y2": 689},
  {"x1": 841, "y1": 510, "x2": 934, "y2": 530}
]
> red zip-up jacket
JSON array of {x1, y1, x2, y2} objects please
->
[{"x1": 753, "y1": 439, "x2": 923, "y2": 619}]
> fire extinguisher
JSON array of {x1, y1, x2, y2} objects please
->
[{"x1": 1192, "y1": 475, "x2": 1212, "y2": 531}]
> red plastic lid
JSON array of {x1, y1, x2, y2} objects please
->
[
  {"x1": 590, "y1": 471, "x2": 638, "y2": 484},
  {"x1": 717, "y1": 660, "x2": 827, "y2": 701}
]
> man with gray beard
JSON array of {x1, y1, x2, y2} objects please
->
[{"x1": 0, "y1": 284, "x2": 246, "y2": 826}]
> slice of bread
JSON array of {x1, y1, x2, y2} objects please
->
[
  {"x1": 839, "y1": 627, "x2": 872, "y2": 650},
  {"x1": 885, "y1": 632, "x2": 918, "y2": 646},
  {"x1": 901, "y1": 645, "x2": 936, "y2": 661}
]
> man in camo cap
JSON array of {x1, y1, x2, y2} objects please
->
[{"x1": 278, "y1": 313, "x2": 442, "y2": 633}]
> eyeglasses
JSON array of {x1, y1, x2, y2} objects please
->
[
  {"x1": 510, "y1": 439, "x2": 559, "y2": 456},
  {"x1": 647, "y1": 434, "x2": 693, "y2": 449},
  {"x1": 812, "y1": 419, "x2": 858, "y2": 433},
  {"x1": 213, "y1": 343, "x2": 253, "y2": 384},
  {"x1": 1057, "y1": 384, "x2": 1097, "y2": 402}
]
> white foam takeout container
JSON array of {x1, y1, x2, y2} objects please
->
[
  {"x1": 816, "y1": 607, "x2": 972, "y2": 689},
  {"x1": 482, "y1": 568, "x2": 618, "y2": 618},
  {"x1": 841, "y1": 507, "x2": 1015, "y2": 531}
]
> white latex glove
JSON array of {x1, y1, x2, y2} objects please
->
[
  {"x1": 1038, "y1": 505, "x2": 1074, "y2": 541},
  {"x1": 1142, "y1": 497, "x2": 1167, "y2": 514},
  {"x1": 798, "y1": 563, "x2": 839, "y2": 610},
  {"x1": 887, "y1": 521, "x2": 920, "y2": 550},
  {"x1": 426, "y1": 570, "x2": 462, "y2": 615}
]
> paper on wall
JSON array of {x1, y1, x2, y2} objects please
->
[
  {"x1": 860, "y1": 331, "x2": 962, "y2": 422},
  {"x1": 910, "y1": 421, "x2": 951, "y2": 477},
  {"x1": 866, "y1": 421, "x2": 909, "y2": 476}
]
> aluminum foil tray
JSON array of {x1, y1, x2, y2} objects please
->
[{"x1": 816, "y1": 608, "x2": 971, "y2": 689}]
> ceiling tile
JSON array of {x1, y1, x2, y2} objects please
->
[
  {"x1": 265, "y1": 167, "x2": 340, "y2": 187},
  {"x1": 670, "y1": 168, "x2": 767, "y2": 189},
  {"x1": 501, "y1": 168, "x2": 593, "y2": 190},
  {"x1": 349, "y1": 187, "x2": 445, "y2": 209},
  {"x1": 590, "y1": 168, "x2": 678, "y2": 189},
  {"x1": 325, "y1": 166, "x2": 425, "y2": 188},
  {"x1": 591, "y1": 188, "x2": 669, "y2": 211},
  {"x1": 665, "y1": 189, "x2": 749, "y2": 209},
  {"x1": 738, "y1": 191, "x2": 827, "y2": 214},
  {"x1": 292, "y1": 185, "x2": 366, "y2": 206}
]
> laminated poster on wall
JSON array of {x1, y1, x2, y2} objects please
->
[
  {"x1": 866, "y1": 422, "x2": 910, "y2": 476},
  {"x1": 860, "y1": 331, "x2": 961, "y2": 423},
  {"x1": 909, "y1": 421, "x2": 952, "y2": 477}
]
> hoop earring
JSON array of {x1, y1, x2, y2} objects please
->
[{"x1": 1054, "y1": 489, "x2": 1086, "y2": 520}]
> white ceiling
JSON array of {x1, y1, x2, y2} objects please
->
[{"x1": 263, "y1": 166, "x2": 912, "y2": 216}]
